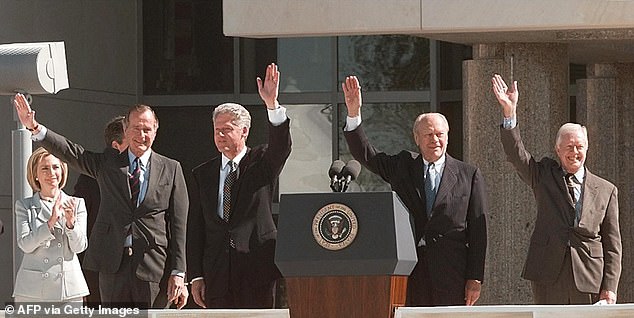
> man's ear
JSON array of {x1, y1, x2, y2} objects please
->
[{"x1": 242, "y1": 127, "x2": 249, "y2": 139}]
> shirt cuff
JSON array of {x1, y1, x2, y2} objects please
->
[
  {"x1": 344, "y1": 115, "x2": 362, "y2": 131},
  {"x1": 31, "y1": 125, "x2": 47, "y2": 141},
  {"x1": 267, "y1": 105, "x2": 287, "y2": 126},
  {"x1": 171, "y1": 270, "x2": 185, "y2": 278},
  {"x1": 502, "y1": 115, "x2": 517, "y2": 130}
]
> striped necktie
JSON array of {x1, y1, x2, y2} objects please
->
[{"x1": 130, "y1": 157, "x2": 141, "y2": 206}]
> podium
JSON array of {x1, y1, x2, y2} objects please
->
[{"x1": 276, "y1": 192, "x2": 417, "y2": 318}]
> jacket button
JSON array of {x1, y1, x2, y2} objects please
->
[
  {"x1": 57, "y1": 273, "x2": 63, "y2": 278},
  {"x1": 42, "y1": 273, "x2": 49, "y2": 279},
  {"x1": 57, "y1": 257, "x2": 63, "y2": 263},
  {"x1": 57, "y1": 243, "x2": 62, "y2": 248},
  {"x1": 43, "y1": 258, "x2": 49, "y2": 264}
]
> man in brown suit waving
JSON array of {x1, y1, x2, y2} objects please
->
[{"x1": 492, "y1": 74, "x2": 621, "y2": 304}]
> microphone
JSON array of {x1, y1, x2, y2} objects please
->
[
  {"x1": 340, "y1": 160, "x2": 361, "y2": 192},
  {"x1": 328, "y1": 160, "x2": 346, "y2": 192}
]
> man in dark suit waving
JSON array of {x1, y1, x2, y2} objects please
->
[
  {"x1": 187, "y1": 63, "x2": 291, "y2": 308},
  {"x1": 492, "y1": 74, "x2": 621, "y2": 304},
  {"x1": 341, "y1": 76, "x2": 488, "y2": 306},
  {"x1": 14, "y1": 97, "x2": 189, "y2": 309}
]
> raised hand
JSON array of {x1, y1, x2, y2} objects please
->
[
  {"x1": 342, "y1": 76, "x2": 362, "y2": 117},
  {"x1": 48, "y1": 195, "x2": 62, "y2": 230},
  {"x1": 492, "y1": 74, "x2": 518, "y2": 118},
  {"x1": 256, "y1": 63, "x2": 280, "y2": 110},
  {"x1": 13, "y1": 93, "x2": 39, "y2": 130},
  {"x1": 62, "y1": 197, "x2": 77, "y2": 229}
]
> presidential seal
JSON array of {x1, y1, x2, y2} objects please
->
[{"x1": 312, "y1": 203, "x2": 358, "y2": 250}]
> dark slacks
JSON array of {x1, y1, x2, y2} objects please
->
[
  {"x1": 531, "y1": 249, "x2": 597, "y2": 305},
  {"x1": 406, "y1": 247, "x2": 465, "y2": 306},
  {"x1": 99, "y1": 248, "x2": 167, "y2": 309},
  {"x1": 205, "y1": 247, "x2": 276, "y2": 309}
]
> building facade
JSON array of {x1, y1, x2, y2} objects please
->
[{"x1": 1, "y1": 0, "x2": 633, "y2": 305}]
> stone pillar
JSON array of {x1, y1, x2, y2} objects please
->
[
  {"x1": 463, "y1": 43, "x2": 569, "y2": 304},
  {"x1": 576, "y1": 64, "x2": 618, "y2": 182},
  {"x1": 577, "y1": 63, "x2": 634, "y2": 302}
]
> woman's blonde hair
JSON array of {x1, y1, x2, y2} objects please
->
[{"x1": 26, "y1": 147, "x2": 68, "y2": 191}]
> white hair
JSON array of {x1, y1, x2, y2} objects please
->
[
  {"x1": 213, "y1": 103, "x2": 252, "y2": 130},
  {"x1": 413, "y1": 112, "x2": 449, "y2": 135},
  {"x1": 555, "y1": 123, "x2": 588, "y2": 147}
]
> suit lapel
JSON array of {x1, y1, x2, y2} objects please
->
[
  {"x1": 35, "y1": 192, "x2": 66, "y2": 228},
  {"x1": 433, "y1": 155, "x2": 457, "y2": 212},
  {"x1": 411, "y1": 154, "x2": 425, "y2": 204},
  {"x1": 33, "y1": 193, "x2": 50, "y2": 223},
  {"x1": 207, "y1": 158, "x2": 222, "y2": 222},
  {"x1": 137, "y1": 152, "x2": 164, "y2": 214},
  {"x1": 553, "y1": 166, "x2": 575, "y2": 208},
  {"x1": 580, "y1": 169, "x2": 599, "y2": 221},
  {"x1": 228, "y1": 148, "x2": 251, "y2": 223},
  {"x1": 118, "y1": 151, "x2": 135, "y2": 210}
]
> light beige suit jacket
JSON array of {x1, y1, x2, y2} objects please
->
[{"x1": 13, "y1": 192, "x2": 89, "y2": 300}]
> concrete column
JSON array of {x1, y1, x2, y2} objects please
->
[
  {"x1": 463, "y1": 43, "x2": 569, "y2": 304},
  {"x1": 577, "y1": 63, "x2": 634, "y2": 302}
]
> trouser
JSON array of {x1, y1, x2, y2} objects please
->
[
  {"x1": 531, "y1": 249, "x2": 597, "y2": 305},
  {"x1": 99, "y1": 248, "x2": 165, "y2": 309},
  {"x1": 406, "y1": 246, "x2": 465, "y2": 306}
]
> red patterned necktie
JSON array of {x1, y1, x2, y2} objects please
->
[{"x1": 130, "y1": 157, "x2": 141, "y2": 206}]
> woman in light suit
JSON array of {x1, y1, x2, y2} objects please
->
[{"x1": 13, "y1": 147, "x2": 89, "y2": 303}]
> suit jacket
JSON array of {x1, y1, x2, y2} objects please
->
[
  {"x1": 344, "y1": 124, "x2": 488, "y2": 289},
  {"x1": 187, "y1": 119, "x2": 291, "y2": 298},
  {"x1": 72, "y1": 173, "x2": 102, "y2": 304},
  {"x1": 500, "y1": 125, "x2": 622, "y2": 293},
  {"x1": 13, "y1": 192, "x2": 89, "y2": 300},
  {"x1": 73, "y1": 173, "x2": 101, "y2": 236},
  {"x1": 38, "y1": 129, "x2": 189, "y2": 283}
]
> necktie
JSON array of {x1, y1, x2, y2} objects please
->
[
  {"x1": 223, "y1": 161, "x2": 237, "y2": 223},
  {"x1": 565, "y1": 173, "x2": 578, "y2": 204},
  {"x1": 565, "y1": 173, "x2": 581, "y2": 226},
  {"x1": 425, "y1": 162, "x2": 436, "y2": 217},
  {"x1": 129, "y1": 157, "x2": 142, "y2": 207}
]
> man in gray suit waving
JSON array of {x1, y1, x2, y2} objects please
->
[
  {"x1": 492, "y1": 74, "x2": 621, "y2": 304},
  {"x1": 14, "y1": 96, "x2": 189, "y2": 309}
]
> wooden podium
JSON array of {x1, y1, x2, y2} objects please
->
[{"x1": 276, "y1": 192, "x2": 417, "y2": 318}]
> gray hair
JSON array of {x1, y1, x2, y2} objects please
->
[
  {"x1": 556, "y1": 123, "x2": 588, "y2": 147},
  {"x1": 213, "y1": 103, "x2": 252, "y2": 130},
  {"x1": 413, "y1": 112, "x2": 449, "y2": 135}
]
